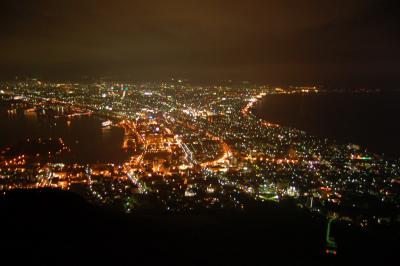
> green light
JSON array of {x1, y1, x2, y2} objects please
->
[{"x1": 326, "y1": 218, "x2": 337, "y2": 248}]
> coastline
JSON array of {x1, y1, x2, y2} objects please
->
[{"x1": 250, "y1": 92, "x2": 400, "y2": 159}]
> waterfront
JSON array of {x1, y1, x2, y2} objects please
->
[
  {"x1": 253, "y1": 92, "x2": 400, "y2": 158},
  {"x1": 0, "y1": 104, "x2": 130, "y2": 163},
  {"x1": 0, "y1": 82, "x2": 398, "y2": 226}
]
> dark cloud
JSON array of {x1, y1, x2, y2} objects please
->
[{"x1": 0, "y1": 0, "x2": 399, "y2": 87}]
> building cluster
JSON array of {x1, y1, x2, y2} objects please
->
[{"x1": 0, "y1": 79, "x2": 399, "y2": 226}]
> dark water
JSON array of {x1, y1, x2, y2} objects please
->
[
  {"x1": 253, "y1": 92, "x2": 400, "y2": 158},
  {"x1": 0, "y1": 105, "x2": 130, "y2": 163}
]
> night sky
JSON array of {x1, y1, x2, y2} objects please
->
[{"x1": 1, "y1": 0, "x2": 399, "y2": 87}]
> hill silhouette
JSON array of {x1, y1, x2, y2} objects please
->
[{"x1": 0, "y1": 189, "x2": 397, "y2": 265}]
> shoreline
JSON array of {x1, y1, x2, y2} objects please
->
[{"x1": 250, "y1": 92, "x2": 400, "y2": 159}]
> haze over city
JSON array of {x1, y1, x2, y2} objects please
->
[
  {"x1": 1, "y1": 0, "x2": 399, "y2": 88},
  {"x1": 0, "y1": 1, "x2": 399, "y2": 265}
]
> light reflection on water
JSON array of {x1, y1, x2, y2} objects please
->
[{"x1": 0, "y1": 105, "x2": 130, "y2": 163}]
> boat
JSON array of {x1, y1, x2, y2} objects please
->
[{"x1": 101, "y1": 120, "x2": 113, "y2": 128}]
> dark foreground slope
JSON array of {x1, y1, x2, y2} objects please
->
[{"x1": 0, "y1": 189, "x2": 397, "y2": 266}]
